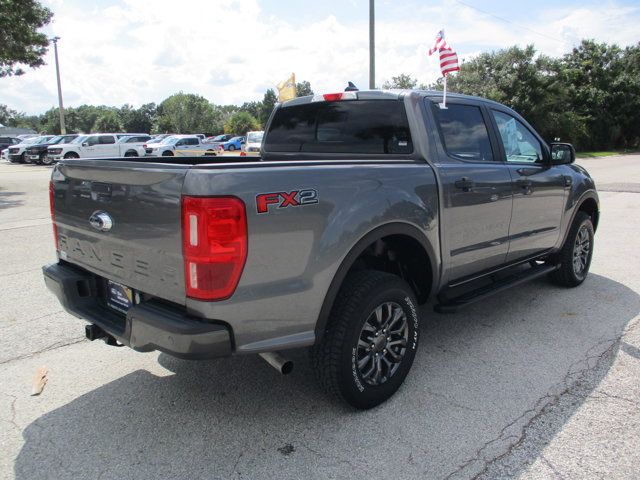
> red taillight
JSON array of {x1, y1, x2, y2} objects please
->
[
  {"x1": 181, "y1": 196, "x2": 247, "y2": 300},
  {"x1": 49, "y1": 181, "x2": 59, "y2": 251}
]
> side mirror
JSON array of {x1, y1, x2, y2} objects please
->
[
  {"x1": 82, "y1": 142, "x2": 89, "y2": 147},
  {"x1": 549, "y1": 142, "x2": 575, "y2": 165}
]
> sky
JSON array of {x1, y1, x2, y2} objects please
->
[{"x1": 3, "y1": 0, "x2": 639, "y2": 115}]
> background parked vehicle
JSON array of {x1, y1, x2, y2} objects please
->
[
  {"x1": 8, "y1": 136, "x2": 55, "y2": 163},
  {"x1": 221, "y1": 136, "x2": 245, "y2": 151},
  {"x1": 244, "y1": 130, "x2": 264, "y2": 155},
  {"x1": 46, "y1": 134, "x2": 147, "y2": 161},
  {"x1": 0, "y1": 136, "x2": 21, "y2": 152},
  {"x1": 25, "y1": 134, "x2": 79, "y2": 165},
  {"x1": 144, "y1": 135, "x2": 216, "y2": 157},
  {"x1": 204, "y1": 134, "x2": 235, "y2": 149}
]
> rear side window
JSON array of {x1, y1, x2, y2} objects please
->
[
  {"x1": 432, "y1": 103, "x2": 495, "y2": 162},
  {"x1": 265, "y1": 100, "x2": 413, "y2": 154},
  {"x1": 99, "y1": 135, "x2": 116, "y2": 144}
]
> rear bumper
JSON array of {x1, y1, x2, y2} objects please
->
[{"x1": 42, "y1": 262, "x2": 233, "y2": 359}]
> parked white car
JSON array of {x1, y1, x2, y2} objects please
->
[
  {"x1": 244, "y1": 130, "x2": 264, "y2": 155},
  {"x1": 144, "y1": 135, "x2": 217, "y2": 157},
  {"x1": 7, "y1": 135, "x2": 55, "y2": 163},
  {"x1": 47, "y1": 133, "x2": 150, "y2": 161}
]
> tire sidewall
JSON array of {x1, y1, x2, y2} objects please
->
[
  {"x1": 570, "y1": 216, "x2": 595, "y2": 283},
  {"x1": 338, "y1": 281, "x2": 419, "y2": 409}
]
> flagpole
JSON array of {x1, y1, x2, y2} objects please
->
[{"x1": 441, "y1": 74, "x2": 447, "y2": 109}]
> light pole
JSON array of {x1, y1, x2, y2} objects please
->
[
  {"x1": 50, "y1": 37, "x2": 66, "y2": 134},
  {"x1": 369, "y1": 0, "x2": 375, "y2": 89}
]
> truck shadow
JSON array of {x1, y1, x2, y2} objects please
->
[
  {"x1": 14, "y1": 273, "x2": 639, "y2": 479},
  {"x1": 0, "y1": 189, "x2": 25, "y2": 210}
]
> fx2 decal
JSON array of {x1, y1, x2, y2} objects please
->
[{"x1": 256, "y1": 189, "x2": 318, "y2": 214}]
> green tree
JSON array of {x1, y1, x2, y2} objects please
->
[
  {"x1": 382, "y1": 74, "x2": 418, "y2": 89},
  {"x1": 224, "y1": 111, "x2": 260, "y2": 136},
  {"x1": 0, "y1": 0, "x2": 53, "y2": 77},
  {"x1": 296, "y1": 80, "x2": 313, "y2": 97},
  {"x1": 0, "y1": 104, "x2": 20, "y2": 125},
  {"x1": 92, "y1": 110, "x2": 123, "y2": 132},
  {"x1": 120, "y1": 103, "x2": 156, "y2": 133},
  {"x1": 154, "y1": 93, "x2": 219, "y2": 134},
  {"x1": 259, "y1": 89, "x2": 277, "y2": 126},
  {"x1": 239, "y1": 101, "x2": 262, "y2": 120}
]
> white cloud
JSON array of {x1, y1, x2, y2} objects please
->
[{"x1": 2, "y1": 0, "x2": 639, "y2": 114}]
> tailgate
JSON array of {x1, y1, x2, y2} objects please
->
[{"x1": 52, "y1": 161, "x2": 188, "y2": 305}]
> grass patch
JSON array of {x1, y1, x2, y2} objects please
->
[{"x1": 576, "y1": 150, "x2": 639, "y2": 158}]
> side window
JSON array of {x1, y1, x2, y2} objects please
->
[
  {"x1": 175, "y1": 139, "x2": 186, "y2": 146},
  {"x1": 99, "y1": 135, "x2": 116, "y2": 145},
  {"x1": 188, "y1": 138, "x2": 198, "y2": 145},
  {"x1": 86, "y1": 136, "x2": 100, "y2": 146},
  {"x1": 491, "y1": 110, "x2": 543, "y2": 163},
  {"x1": 432, "y1": 103, "x2": 495, "y2": 162}
]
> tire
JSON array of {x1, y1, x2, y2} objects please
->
[
  {"x1": 19, "y1": 152, "x2": 26, "y2": 163},
  {"x1": 548, "y1": 211, "x2": 594, "y2": 287},
  {"x1": 310, "y1": 270, "x2": 420, "y2": 409},
  {"x1": 24, "y1": 154, "x2": 33, "y2": 164},
  {"x1": 228, "y1": 145, "x2": 235, "y2": 151},
  {"x1": 161, "y1": 150, "x2": 174, "y2": 157},
  {"x1": 41, "y1": 154, "x2": 53, "y2": 166},
  {"x1": 124, "y1": 151, "x2": 138, "y2": 157},
  {"x1": 64, "y1": 152, "x2": 79, "y2": 159}
]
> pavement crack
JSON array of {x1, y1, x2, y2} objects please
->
[
  {"x1": 0, "y1": 337, "x2": 85, "y2": 365},
  {"x1": 442, "y1": 330, "x2": 626, "y2": 480},
  {"x1": 3, "y1": 394, "x2": 20, "y2": 432}
]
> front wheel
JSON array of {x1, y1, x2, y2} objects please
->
[
  {"x1": 124, "y1": 151, "x2": 138, "y2": 157},
  {"x1": 548, "y1": 211, "x2": 594, "y2": 287},
  {"x1": 311, "y1": 270, "x2": 419, "y2": 409},
  {"x1": 161, "y1": 150, "x2": 174, "y2": 157},
  {"x1": 228, "y1": 145, "x2": 235, "y2": 151}
]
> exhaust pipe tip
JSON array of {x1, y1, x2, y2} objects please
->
[{"x1": 259, "y1": 351, "x2": 294, "y2": 375}]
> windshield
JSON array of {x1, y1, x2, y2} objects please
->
[
  {"x1": 247, "y1": 132, "x2": 264, "y2": 143},
  {"x1": 160, "y1": 136, "x2": 179, "y2": 145},
  {"x1": 71, "y1": 135, "x2": 88, "y2": 144},
  {"x1": 23, "y1": 136, "x2": 45, "y2": 145},
  {"x1": 46, "y1": 136, "x2": 64, "y2": 145}
]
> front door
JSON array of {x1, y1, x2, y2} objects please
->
[
  {"x1": 430, "y1": 100, "x2": 514, "y2": 283},
  {"x1": 489, "y1": 109, "x2": 566, "y2": 262}
]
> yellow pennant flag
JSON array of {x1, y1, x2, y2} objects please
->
[{"x1": 277, "y1": 73, "x2": 296, "y2": 102}]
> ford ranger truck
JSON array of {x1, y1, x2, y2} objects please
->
[{"x1": 43, "y1": 90, "x2": 599, "y2": 409}]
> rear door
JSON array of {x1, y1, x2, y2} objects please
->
[
  {"x1": 429, "y1": 99, "x2": 514, "y2": 282},
  {"x1": 489, "y1": 109, "x2": 566, "y2": 261},
  {"x1": 95, "y1": 135, "x2": 118, "y2": 157}
]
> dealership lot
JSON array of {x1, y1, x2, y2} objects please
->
[{"x1": 0, "y1": 157, "x2": 639, "y2": 479}]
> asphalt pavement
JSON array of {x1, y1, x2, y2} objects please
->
[{"x1": 0, "y1": 156, "x2": 639, "y2": 479}]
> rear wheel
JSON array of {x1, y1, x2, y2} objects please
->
[
  {"x1": 228, "y1": 145, "x2": 235, "y2": 151},
  {"x1": 311, "y1": 270, "x2": 419, "y2": 409},
  {"x1": 548, "y1": 211, "x2": 594, "y2": 287}
]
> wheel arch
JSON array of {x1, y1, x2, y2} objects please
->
[{"x1": 315, "y1": 223, "x2": 438, "y2": 342}]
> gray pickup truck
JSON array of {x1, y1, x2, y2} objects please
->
[{"x1": 43, "y1": 89, "x2": 599, "y2": 409}]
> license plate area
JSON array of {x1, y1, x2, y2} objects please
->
[{"x1": 106, "y1": 280, "x2": 137, "y2": 314}]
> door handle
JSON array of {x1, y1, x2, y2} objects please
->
[{"x1": 454, "y1": 177, "x2": 475, "y2": 192}]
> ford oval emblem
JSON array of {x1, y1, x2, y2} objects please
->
[{"x1": 89, "y1": 211, "x2": 114, "y2": 232}]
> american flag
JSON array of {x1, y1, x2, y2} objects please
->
[{"x1": 428, "y1": 30, "x2": 460, "y2": 76}]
